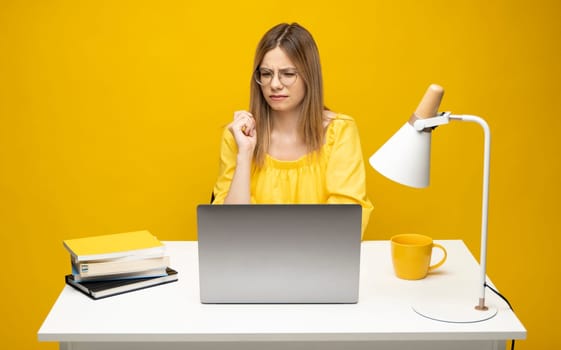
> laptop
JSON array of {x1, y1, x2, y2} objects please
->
[{"x1": 196, "y1": 204, "x2": 362, "y2": 304}]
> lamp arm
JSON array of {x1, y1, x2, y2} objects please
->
[{"x1": 450, "y1": 114, "x2": 491, "y2": 311}]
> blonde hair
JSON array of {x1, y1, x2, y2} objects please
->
[{"x1": 249, "y1": 23, "x2": 325, "y2": 167}]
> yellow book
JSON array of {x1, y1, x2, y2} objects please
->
[{"x1": 63, "y1": 230, "x2": 165, "y2": 262}]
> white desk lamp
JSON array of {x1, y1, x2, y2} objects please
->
[{"x1": 369, "y1": 84, "x2": 497, "y2": 323}]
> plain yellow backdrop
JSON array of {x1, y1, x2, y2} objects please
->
[{"x1": 1, "y1": 0, "x2": 559, "y2": 348}]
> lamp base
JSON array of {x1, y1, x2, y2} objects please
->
[{"x1": 412, "y1": 302, "x2": 498, "y2": 323}]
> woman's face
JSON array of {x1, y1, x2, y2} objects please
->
[{"x1": 258, "y1": 46, "x2": 306, "y2": 115}]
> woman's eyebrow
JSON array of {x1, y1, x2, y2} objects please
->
[{"x1": 258, "y1": 66, "x2": 297, "y2": 71}]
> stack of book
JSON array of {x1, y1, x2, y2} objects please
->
[{"x1": 63, "y1": 230, "x2": 178, "y2": 299}]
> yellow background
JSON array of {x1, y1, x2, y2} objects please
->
[{"x1": 1, "y1": 0, "x2": 559, "y2": 348}]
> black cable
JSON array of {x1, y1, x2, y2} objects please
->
[
  {"x1": 485, "y1": 283, "x2": 515, "y2": 350},
  {"x1": 485, "y1": 282, "x2": 514, "y2": 311}
]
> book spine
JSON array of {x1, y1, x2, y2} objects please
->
[
  {"x1": 65, "y1": 275, "x2": 95, "y2": 299},
  {"x1": 76, "y1": 256, "x2": 170, "y2": 278},
  {"x1": 72, "y1": 245, "x2": 166, "y2": 263},
  {"x1": 71, "y1": 267, "x2": 168, "y2": 282}
]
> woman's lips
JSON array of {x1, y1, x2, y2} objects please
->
[{"x1": 269, "y1": 95, "x2": 288, "y2": 101}]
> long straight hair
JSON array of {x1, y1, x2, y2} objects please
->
[{"x1": 249, "y1": 23, "x2": 325, "y2": 167}]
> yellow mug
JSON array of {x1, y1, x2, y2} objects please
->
[{"x1": 390, "y1": 233, "x2": 447, "y2": 280}]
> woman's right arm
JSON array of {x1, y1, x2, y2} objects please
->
[
  {"x1": 223, "y1": 147, "x2": 253, "y2": 204},
  {"x1": 213, "y1": 111, "x2": 256, "y2": 204}
]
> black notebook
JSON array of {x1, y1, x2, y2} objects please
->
[{"x1": 65, "y1": 267, "x2": 178, "y2": 300}]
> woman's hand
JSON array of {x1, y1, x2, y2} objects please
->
[
  {"x1": 224, "y1": 111, "x2": 256, "y2": 204},
  {"x1": 228, "y1": 110, "x2": 256, "y2": 154}
]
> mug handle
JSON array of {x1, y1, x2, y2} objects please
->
[{"x1": 428, "y1": 243, "x2": 447, "y2": 271}]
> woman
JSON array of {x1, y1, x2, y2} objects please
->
[{"x1": 211, "y1": 23, "x2": 373, "y2": 235}]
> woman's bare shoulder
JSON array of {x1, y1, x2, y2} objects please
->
[
  {"x1": 323, "y1": 110, "x2": 355, "y2": 127},
  {"x1": 322, "y1": 110, "x2": 337, "y2": 127}
]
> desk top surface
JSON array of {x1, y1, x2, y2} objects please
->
[{"x1": 38, "y1": 240, "x2": 526, "y2": 342}]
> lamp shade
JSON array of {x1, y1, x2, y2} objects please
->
[
  {"x1": 369, "y1": 122, "x2": 432, "y2": 188},
  {"x1": 370, "y1": 84, "x2": 444, "y2": 189}
]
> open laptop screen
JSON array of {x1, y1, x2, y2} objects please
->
[{"x1": 197, "y1": 204, "x2": 362, "y2": 304}]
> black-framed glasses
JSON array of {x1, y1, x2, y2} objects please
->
[{"x1": 254, "y1": 67, "x2": 299, "y2": 87}]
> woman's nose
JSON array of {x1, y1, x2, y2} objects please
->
[{"x1": 270, "y1": 72, "x2": 283, "y2": 89}]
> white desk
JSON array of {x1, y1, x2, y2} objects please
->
[{"x1": 38, "y1": 240, "x2": 526, "y2": 350}]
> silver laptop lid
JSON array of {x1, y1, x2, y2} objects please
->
[{"x1": 197, "y1": 204, "x2": 362, "y2": 304}]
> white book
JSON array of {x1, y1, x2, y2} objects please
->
[
  {"x1": 70, "y1": 267, "x2": 169, "y2": 283},
  {"x1": 73, "y1": 256, "x2": 170, "y2": 278}
]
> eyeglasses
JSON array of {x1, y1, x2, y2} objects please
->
[{"x1": 254, "y1": 67, "x2": 299, "y2": 87}]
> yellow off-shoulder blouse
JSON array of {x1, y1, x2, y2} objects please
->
[{"x1": 212, "y1": 114, "x2": 373, "y2": 236}]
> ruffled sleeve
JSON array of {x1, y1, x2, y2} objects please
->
[{"x1": 324, "y1": 116, "x2": 374, "y2": 236}]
